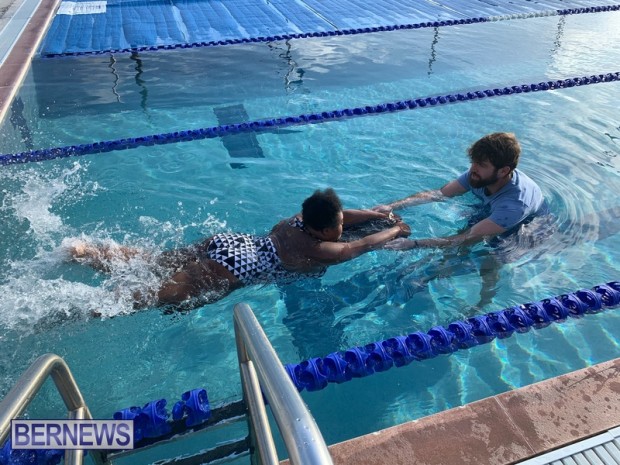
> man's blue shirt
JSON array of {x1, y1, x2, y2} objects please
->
[{"x1": 457, "y1": 168, "x2": 545, "y2": 231}]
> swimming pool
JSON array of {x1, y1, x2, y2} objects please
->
[{"x1": 1, "y1": 9, "x2": 620, "y2": 460}]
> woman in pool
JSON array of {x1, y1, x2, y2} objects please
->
[{"x1": 68, "y1": 188, "x2": 411, "y2": 309}]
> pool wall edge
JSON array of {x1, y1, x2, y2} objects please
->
[{"x1": 311, "y1": 357, "x2": 620, "y2": 465}]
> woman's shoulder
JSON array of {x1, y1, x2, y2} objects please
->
[{"x1": 271, "y1": 215, "x2": 299, "y2": 232}]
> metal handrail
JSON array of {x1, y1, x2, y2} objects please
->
[
  {"x1": 233, "y1": 302, "x2": 333, "y2": 465},
  {"x1": 0, "y1": 353, "x2": 103, "y2": 465}
]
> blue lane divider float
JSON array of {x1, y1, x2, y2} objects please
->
[
  {"x1": 0, "y1": 440, "x2": 63, "y2": 465},
  {"x1": 113, "y1": 388, "x2": 211, "y2": 442},
  {"x1": 113, "y1": 399, "x2": 170, "y2": 442},
  {"x1": 40, "y1": 4, "x2": 620, "y2": 58},
  {"x1": 285, "y1": 281, "x2": 620, "y2": 392},
  {"x1": 172, "y1": 388, "x2": 211, "y2": 427},
  {"x1": 2, "y1": 284, "x2": 618, "y2": 463},
  {"x1": 1, "y1": 71, "x2": 619, "y2": 166},
  {"x1": 0, "y1": 388, "x2": 211, "y2": 464}
]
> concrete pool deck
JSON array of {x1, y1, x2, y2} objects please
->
[
  {"x1": 326, "y1": 357, "x2": 620, "y2": 464},
  {"x1": 2, "y1": 0, "x2": 620, "y2": 463},
  {"x1": 0, "y1": 0, "x2": 57, "y2": 124}
]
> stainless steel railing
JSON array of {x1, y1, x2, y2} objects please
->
[
  {"x1": 234, "y1": 302, "x2": 333, "y2": 465},
  {"x1": 0, "y1": 353, "x2": 104, "y2": 465},
  {"x1": 1, "y1": 307, "x2": 332, "y2": 465}
]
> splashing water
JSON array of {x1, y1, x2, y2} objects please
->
[
  {"x1": 0, "y1": 163, "x2": 232, "y2": 331},
  {"x1": 0, "y1": 162, "x2": 101, "y2": 250},
  {"x1": 0, "y1": 236, "x2": 163, "y2": 331}
]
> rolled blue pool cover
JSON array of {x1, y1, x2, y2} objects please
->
[{"x1": 39, "y1": 2, "x2": 620, "y2": 57}]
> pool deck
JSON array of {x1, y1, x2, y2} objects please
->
[
  {"x1": 326, "y1": 357, "x2": 620, "y2": 464},
  {"x1": 2, "y1": 0, "x2": 620, "y2": 463},
  {"x1": 0, "y1": 0, "x2": 57, "y2": 124}
]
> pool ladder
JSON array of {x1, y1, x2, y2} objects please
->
[
  {"x1": 0, "y1": 303, "x2": 333, "y2": 465},
  {"x1": 0, "y1": 354, "x2": 106, "y2": 465}
]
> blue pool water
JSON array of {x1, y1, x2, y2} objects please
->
[{"x1": 1, "y1": 11, "x2": 620, "y2": 459}]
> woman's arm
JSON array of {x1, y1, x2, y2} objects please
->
[
  {"x1": 314, "y1": 222, "x2": 411, "y2": 264},
  {"x1": 385, "y1": 218, "x2": 507, "y2": 250},
  {"x1": 342, "y1": 209, "x2": 394, "y2": 225}
]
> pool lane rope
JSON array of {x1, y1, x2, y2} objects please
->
[
  {"x1": 41, "y1": 5, "x2": 620, "y2": 58},
  {"x1": 3, "y1": 281, "x2": 618, "y2": 463},
  {"x1": 0, "y1": 388, "x2": 233, "y2": 462},
  {"x1": 285, "y1": 281, "x2": 620, "y2": 392},
  {"x1": 1, "y1": 71, "x2": 619, "y2": 166}
]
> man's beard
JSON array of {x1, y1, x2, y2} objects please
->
[{"x1": 469, "y1": 169, "x2": 499, "y2": 188}]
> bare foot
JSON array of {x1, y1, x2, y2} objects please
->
[
  {"x1": 61, "y1": 238, "x2": 113, "y2": 272},
  {"x1": 70, "y1": 240, "x2": 88, "y2": 258},
  {"x1": 65, "y1": 239, "x2": 99, "y2": 260}
]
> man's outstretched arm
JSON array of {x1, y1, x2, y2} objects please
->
[
  {"x1": 374, "y1": 179, "x2": 467, "y2": 212},
  {"x1": 385, "y1": 218, "x2": 507, "y2": 250}
]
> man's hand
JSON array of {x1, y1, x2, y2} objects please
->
[
  {"x1": 372, "y1": 204, "x2": 392, "y2": 214},
  {"x1": 384, "y1": 238, "x2": 416, "y2": 250}
]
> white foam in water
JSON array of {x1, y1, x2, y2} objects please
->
[
  {"x1": 1, "y1": 162, "x2": 101, "y2": 248},
  {"x1": 0, "y1": 163, "x2": 171, "y2": 329},
  {"x1": 6, "y1": 175, "x2": 65, "y2": 243},
  {"x1": 0, "y1": 235, "x2": 162, "y2": 331},
  {"x1": 137, "y1": 212, "x2": 227, "y2": 244},
  {"x1": 0, "y1": 273, "x2": 113, "y2": 329},
  {"x1": 0, "y1": 160, "x2": 236, "y2": 332}
]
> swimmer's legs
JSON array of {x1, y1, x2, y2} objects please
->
[
  {"x1": 65, "y1": 239, "x2": 240, "y2": 310},
  {"x1": 64, "y1": 239, "x2": 147, "y2": 272},
  {"x1": 155, "y1": 260, "x2": 242, "y2": 307},
  {"x1": 476, "y1": 254, "x2": 501, "y2": 309}
]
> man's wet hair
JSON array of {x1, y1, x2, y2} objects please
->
[
  {"x1": 468, "y1": 132, "x2": 521, "y2": 170},
  {"x1": 302, "y1": 188, "x2": 343, "y2": 231}
]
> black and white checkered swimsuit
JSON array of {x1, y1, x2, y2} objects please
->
[{"x1": 205, "y1": 219, "x2": 326, "y2": 285}]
